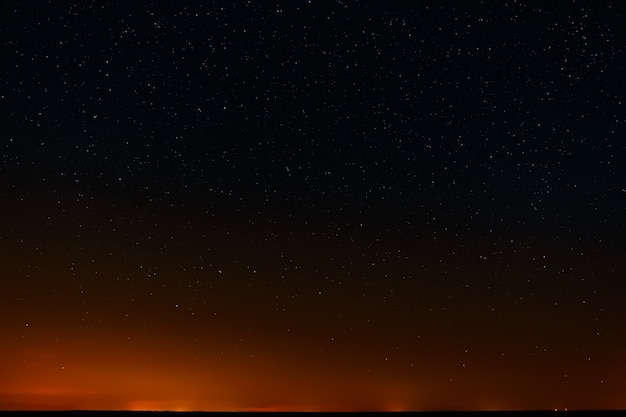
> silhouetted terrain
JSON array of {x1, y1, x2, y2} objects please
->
[{"x1": 2, "y1": 411, "x2": 625, "y2": 417}]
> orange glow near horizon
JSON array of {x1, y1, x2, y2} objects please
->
[
  {"x1": 2, "y1": 326, "x2": 626, "y2": 412},
  {"x1": 3, "y1": 261, "x2": 626, "y2": 412},
  {"x1": 0, "y1": 331, "x2": 420, "y2": 412},
  {"x1": 5, "y1": 0, "x2": 626, "y2": 413}
]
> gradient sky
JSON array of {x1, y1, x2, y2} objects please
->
[{"x1": 1, "y1": 0, "x2": 626, "y2": 411}]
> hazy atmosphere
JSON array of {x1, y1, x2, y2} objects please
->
[{"x1": 1, "y1": 1, "x2": 625, "y2": 411}]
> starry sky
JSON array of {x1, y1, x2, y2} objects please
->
[{"x1": 1, "y1": 0, "x2": 626, "y2": 412}]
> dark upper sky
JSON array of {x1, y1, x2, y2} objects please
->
[{"x1": 1, "y1": 0, "x2": 625, "y2": 411}]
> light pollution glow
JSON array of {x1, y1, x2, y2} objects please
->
[{"x1": 1, "y1": 327, "x2": 625, "y2": 412}]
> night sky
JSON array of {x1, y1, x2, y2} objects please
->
[{"x1": 1, "y1": 0, "x2": 626, "y2": 412}]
